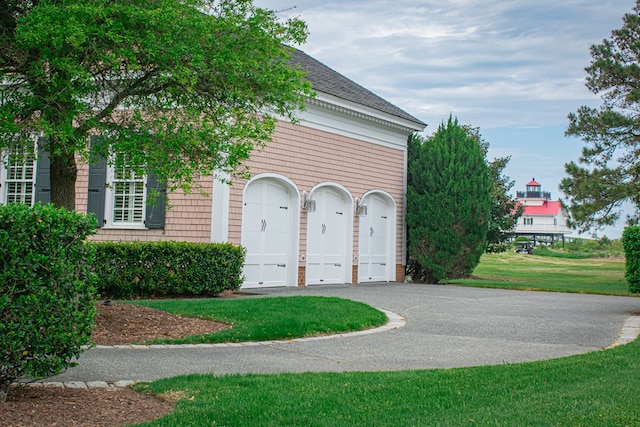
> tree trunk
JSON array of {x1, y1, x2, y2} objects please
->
[{"x1": 50, "y1": 150, "x2": 78, "y2": 211}]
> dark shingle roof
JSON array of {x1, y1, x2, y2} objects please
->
[{"x1": 290, "y1": 48, "x2": 426, "y2": 127}]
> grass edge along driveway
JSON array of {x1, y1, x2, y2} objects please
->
[
  {"x1": 130, "y1": 296, "x2": 388, "y2": 345},
  {"x1": 134, "y1": 336, "x2": 640, "y2": 426}
]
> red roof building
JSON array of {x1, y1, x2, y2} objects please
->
[{"x1": 514, "y1": 178, "x2": 570, "y2": 245}]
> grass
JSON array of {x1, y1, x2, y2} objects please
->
[
  {"x1": 135, "y1": 338, "x2": 640, "y2": 426},
  {"x1": 450, "y1": 251, "x2": 629, "y2": 295},
  {"x1": 128, "y1": 255, "x2": 638, "y2": 425},
  {"x1": 130, "y1": 296, "x2": 388, "y2": 344}
]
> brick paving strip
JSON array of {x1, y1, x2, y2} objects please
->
[{"x1": 19, "y1": 308, "x2": 405, "y2": 388}]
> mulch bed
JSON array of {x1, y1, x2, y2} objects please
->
[{"x1": 1, "y1": 301, "x2": 233, "y2": 426}]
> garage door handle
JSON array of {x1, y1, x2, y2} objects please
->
[
  {"x1": 277, "y1": 264, "x2": 286, "y2": 268},
  {"x1": 334, "y1": 263, "x2": 341, "y2": 267}
]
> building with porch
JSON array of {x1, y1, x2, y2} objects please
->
[{"x1": 514, "y1": 178, "x2": 571, "y2": 246}]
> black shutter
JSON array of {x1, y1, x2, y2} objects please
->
[
  {"x1": 145, "y1": 173, "x2": 166, "y2": 229},
  {"x1": 87, "y1": 136, "x2": 107, "y2": 227},
  {"x1": 34, "y1": 137, "x2": 50, "y2": 204}
]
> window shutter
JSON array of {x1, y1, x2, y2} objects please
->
[
  {"x1": 34, "y1": 137, "x2": 50, "y2": 204},
  {"x1": 145, "y1": 173, "x2": 166, "y2": 229},
  {"x1": 87, "y1": 136, "x2": 107, "y2": 227}
]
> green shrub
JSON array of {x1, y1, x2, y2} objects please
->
[
  {"x1": 533, "y1": 246, "x2": 592, "y2": 259},
  {"x1": 92, "y1": 241, "x2": 245, "y2": 298},
  {"x1": 622, "y1": 226, "x2": 640, "y2": 293},
  {"x1": 0, "y1": 203, "x2": 98, "y2": 401},
  {"x1": 566, "y1": 238, "x2": 584, "y2": 252},
  {"x1": 485, "y1": 242, "x2": 510, "y2": 253}
]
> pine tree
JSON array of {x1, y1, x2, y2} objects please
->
[{"x1": 562, "y1": 0, "x2": 640, "y2": 232}]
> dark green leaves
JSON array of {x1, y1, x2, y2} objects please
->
[
  {"x1": 563, "y1": 1, "x2": 640, "y2": 233},
  {"x1": 406, "y1": 117, "x2": 492, "y2": 283},
  {"x1": 0, "y1": 203, "x2": 98, "y2": 401}
]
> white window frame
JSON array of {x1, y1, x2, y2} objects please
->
[
  {"x1": 103, "y1": 155, "x2": 148, "y2": 229},
  {"x1": 0, "y1": 144, "x2": 37, "y2": 206}
]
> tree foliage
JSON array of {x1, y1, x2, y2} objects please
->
[
  {"x1": 622, "y1": 225, "x2": 640, "y2": 293},
  {"x1": 406, "y1": 117, "x2": 492, "y2": 283},
  {"x1": 482, "y1": 156, "x2": 522, "y2": 252},
  {"x1": 464, "y1": 126, "x2": 523, "y2": 253},
  {"x1": 561, "y1": 1, "x2": 640, "y2": 233},
  {"x1": 0, "y1": 0, "x2": 313, "y2": 209}
]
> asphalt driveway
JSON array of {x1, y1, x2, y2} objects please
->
[{"x1": 50, "y1": 283, "x2": 640, "y2": 383}]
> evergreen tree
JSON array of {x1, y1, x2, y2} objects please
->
[
  {"x1": 407, "y1": 117, "x2": 492, "y2": 283},
  {"x1": 463, "y1": 126, "x2": 523, "y2": 253},
  {"x1": 562, "y1": 0, "x2": 640, "y2": 233}
]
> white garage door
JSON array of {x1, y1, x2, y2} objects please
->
[
  {"x1": 358, "y1": 194, "x2": 392, "y2": 282},
  {"x1": 242, "y1": 179, "x2": 292, "y2": 287},
  {"x1": 306, "y1": 188, "x2": 348, "y2": 285}
]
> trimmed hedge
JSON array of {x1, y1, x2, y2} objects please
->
[
  {"x1": 622, "y1": 226, "x2": 640, "y2": 293},
  {"x1": 92, "y1": 241, "x2": 245, "y2": 298},
  {"x1": 0, "y1": 203, "x2": 97, "y2": 401}
]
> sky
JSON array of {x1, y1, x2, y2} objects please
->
[{"x1": 254, "y1": 0, "x2": 637, "y2": 238}]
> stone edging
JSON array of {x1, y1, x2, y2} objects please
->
[
  {"x1": 607, "y1": 315, "x2": 640, "y2": 348},
  {"x1": 21, "y1": 380, "x2": 137, "y2": 389},
  {"x1": 90, "y1": 308, "x2": 406, "y2": 350}
]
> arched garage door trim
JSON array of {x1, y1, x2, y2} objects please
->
[
  {"x1": 358, "y1": 190, "x2": 397, "y2": 283},
  {"x1": 305, "y1": 183, "x2": 354, "y2": 285},
  {"x1": 241, "y1": 174, "x2": 300, "y2": 288}
]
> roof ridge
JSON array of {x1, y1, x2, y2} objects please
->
[{"x1": 290, "y1": 48, "x2": 426, "y2": 127}]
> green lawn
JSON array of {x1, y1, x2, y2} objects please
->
[
  {"x1": 135, "y1": 338, "x2": 640, "y2": 426},
  {"x1": 130, "y1": 296, "x2": 387, "y2": 344},
  {"x1": 451, "y1": 251, "x2": 628, "y2": 295},
  {"x1": 128, "y1": 254, "x2": 639, "y2": 426}
]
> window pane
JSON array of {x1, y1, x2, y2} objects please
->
[
  {"x1": 111, "y1": 161, "x2": 144, "y2": 224},
  {"x1": 4, "y1": 147, "x2": 35, "y2": 205}
]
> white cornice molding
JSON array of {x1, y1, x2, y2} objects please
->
[{"x1": 308, "y1": 92, "x2": 426, "y2": 133}]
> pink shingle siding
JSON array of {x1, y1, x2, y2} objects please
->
[
  {"x1": 228, "y1": 120, "x2": 406, "y2": 273},
  {"x1": 76, "y1": 164, "x2": 213, "y2": 242}
]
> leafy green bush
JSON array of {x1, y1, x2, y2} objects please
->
[
  {"x1": 0, "y1": 203, "x2": 97, "y2": 401},
  {"x1": 622, "y1": 226, "x2": 640, "y2": 293},
  {"x1": 92, "y1": 241, "x2": 245, "y2": 298},
  {"x1": 566, "y1": 238, "x2": 584, "y2": 252}
]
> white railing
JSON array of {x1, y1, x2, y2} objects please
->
[{"x1": 515, "y1": 224, "x2": 571, "y2": 234}]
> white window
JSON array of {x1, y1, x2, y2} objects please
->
[
  {"x1": 104, "y1": 156, "x2": 147, "y2": 228},
  {"x1": 1, "y1": 146, "x2": 36, "y2": 206},
  {"x1": 524, "y1": 217, "x2": 534, "y2": 226},
  {"x1": 86, "y1": 135, "x2": 165, "y2": 230}
]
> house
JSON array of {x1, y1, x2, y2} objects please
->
[
  {"x1": 0, "y1": 48, "x2": 427, "y2": 288},
  {"x1": 514, "y1": 178, "x2": 571, "y2": 245}
]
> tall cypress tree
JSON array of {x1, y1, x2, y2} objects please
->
[{"x1": 407, "y1": 117, "x2": 491, "y2": 283}]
